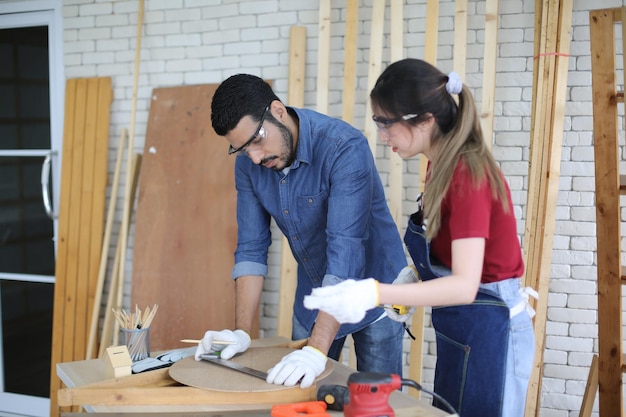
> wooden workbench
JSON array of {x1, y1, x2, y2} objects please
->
[{"x1": 56, "y1": 338, "x2": 446, "y2": 416}]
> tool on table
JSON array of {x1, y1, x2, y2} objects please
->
[
  {"x1": 271, "y1": 401, "x2": 330, "y2": 417},
  {"x1": 199, "y1": 353, "x2": 268, "y2": 380},
  {"x1": 317, "y1": 372, "x2": 459, "y2": 417}
]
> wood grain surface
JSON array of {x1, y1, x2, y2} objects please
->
[
  {"x1": 168, "y1": 347, "x2": 333, "y2": 392},
  {"x1": 132, "y1": 84, "x2": 242, "y2": 351}
]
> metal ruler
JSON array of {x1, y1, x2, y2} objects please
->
[{"x1": 199, "y1": 354, "x2": 268, "y2": 380}]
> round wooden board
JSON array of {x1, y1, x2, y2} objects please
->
[{"x1": 168, "y1": 347, "x2": 334, "y2": 392}]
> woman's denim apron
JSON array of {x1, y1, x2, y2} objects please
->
[{"x1": 404, "y1": 208, "x2": 510, "y2": 417}]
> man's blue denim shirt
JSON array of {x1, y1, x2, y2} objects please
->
[{"x1": 231, "y1": 107, "x2": 407, "y2": 338}]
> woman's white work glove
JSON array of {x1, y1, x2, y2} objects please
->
[
  {"x1": 266, "y1": 346, "x2": 327, "y2": 388},
  {"x1": 385, "y1": 265, "x2": 418, "y2": 323},
  {"x1": 194, "y1": 329, "x2": 251, "y2": 361},
  {"x1": 303, "y1": 278, "x2": 379, "y2": 324}
]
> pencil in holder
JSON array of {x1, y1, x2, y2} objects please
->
[{"x1": 120, "y1": 327, "x2": 150, "y2": 362}]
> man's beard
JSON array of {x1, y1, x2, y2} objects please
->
[{"x1": 262, "y1": 122, "x2": 295, "y2": 171}]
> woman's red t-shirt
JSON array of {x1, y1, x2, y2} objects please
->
[{"x1": 429, "y1": 161, "x2": 525, "y2": 283}]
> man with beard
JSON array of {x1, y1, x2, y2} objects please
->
[{"x1": 194, "y1": 74, "x2": 408, "y2": 388}]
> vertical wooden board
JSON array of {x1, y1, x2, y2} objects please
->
[
  {"x1": 87, "y1": 80, "x2": 116, "y2": 359},
  {"x1": 278, "y1": 26, "x2": 307, "y2": 339},
  {"x1": 288, "y1": 26, "x2": 306, "y2": 108},
  {"x1": 388, "y1": 0, "x2": 404, "y2": 227},
  {"x1": 589, "y1": 8, "x2": 623, "y2": 417},
  {"x1": 132, "y1": 85, "x2": 238, "y2": 351},
  {"x1": 50, "y1": 77, "x2": 112, "y2": 417},
  {"x1": 364, "y1": 0, "x2": 385, "y2": 154},
  {"x1": 524, "y1": 2, "x2": 573, "y2": 415},
  {"x1": 523, "y1": 0, "x2": 550, "y2": 293},
  {"x1": 74, "y1": 78, "x2": 99, "y2": 360},
  {"x1": 341, "y1": 0, "x2": 358, "y2": 125},
  {"x1": 453, "y1": 0, "x2": 467, "y2": 78},
  {"x1": 88, "y1": 78, "x2": 112, "y2": 317},
  {"x1": 417, "y1": 0, "x2": 438, "y2": 194},
  {"x1": 50, "y1": 78, "x2": 77, "y2": 417},
  {"x1": 62, "y1": 78, "x2": 88, "y2": 364},
  {"x1": 316, "y1": 0, "x2": 331, "y2": 114},
  {"x1": 480, "y1": 0, "x2": 498, "y2": 149},
  {"x1": 409, "y1": 0, "x2": 438, "y2": 398}
]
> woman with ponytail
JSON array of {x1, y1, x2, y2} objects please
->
[{"x1": 305, "y1": 58, "x2": 536, "y2": 417}]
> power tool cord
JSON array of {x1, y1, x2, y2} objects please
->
[{"x1": 401, "y1": 378, "x2": 459, "y2": 416}]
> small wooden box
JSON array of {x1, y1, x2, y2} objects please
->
[{"x1": 103, "y1": 345, "x2": 132, "y2": 378}]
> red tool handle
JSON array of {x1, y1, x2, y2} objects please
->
[{"x1": 271, "y1": 400, "x2": 330, "y2": 417}]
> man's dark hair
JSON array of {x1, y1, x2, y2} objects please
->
[{"x1": 211, "y1": 74, "x2": 281, "y2": 136}]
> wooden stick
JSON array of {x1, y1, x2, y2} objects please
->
[
  {"x1": 579, "y1": 354, "x2": 599, "y2": 417},
  {"x1": 179, "y1": 339, "x2": 236, "y2": 345},
  {"x1": 86, "y1": 128, "x2": 127, "y2": 360},
  {"x1": 116, "y1": 0, "x2": 144, "y2": 344},
  {"x1": 99, "y1": 153, "x2": 142, "y2": 356}
]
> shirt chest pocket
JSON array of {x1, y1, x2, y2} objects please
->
[{"x1": 295, "y1": 189, "x2": 329, "y2": 227}]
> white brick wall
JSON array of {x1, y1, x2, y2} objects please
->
[{"x1": 60, "y1": 0, "x2": 626, "y2": 415}]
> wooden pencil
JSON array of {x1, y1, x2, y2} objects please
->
[{"x1": 179, "y1": 339, "x2": 236, "y2": 345}]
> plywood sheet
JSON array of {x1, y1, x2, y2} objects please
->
[
  {"x1": 132, "y1": 84, "x2": 238, "y2": 351},
  {"x1": 169, "y1": 347, "x2": 333, "y2": 392}
]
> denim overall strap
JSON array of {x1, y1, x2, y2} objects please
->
[{"x1": 404, "y1": 214, "x2": 509, "y2": 417}]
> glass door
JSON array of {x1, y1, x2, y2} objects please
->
[{"x1": 0, "y1": 6, "x2": 63, "y2": 417}]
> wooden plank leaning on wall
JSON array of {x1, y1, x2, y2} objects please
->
[
  {"x1": 585, "y1": 6, "x2": 621, "y2": 417},
  {"x1": 408, "y1": 0, "x2": 439, "y2": 399},
  {"x1": 277, "y1": 25, "x2": 307, "y2": 339},
  {"x1": 49, "y1": 77, "x2": 112, "y2": 417},
  {"x1": 523, "y1": 1, "x2": 573, "y2": 415}
]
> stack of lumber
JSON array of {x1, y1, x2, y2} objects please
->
[
  {"x1": 49, "y1": 77, "x2": 113, "y2": 417},
  {"x1": 523, "y1": 1, "x2": 573, "y2": 415}
]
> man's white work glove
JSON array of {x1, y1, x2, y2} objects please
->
[
  {"x1": 385, "y1": 265, "x2": 418, "y2": 323},
  {"x1": 303, "y1": 278, "x2": 379, "y2": 324},
  {"x1": 266, "y1": 346, "x2": 327, "y2": 388},
  {"x1": 194, "y1": 329, "x2": 251, "y2": 361}
]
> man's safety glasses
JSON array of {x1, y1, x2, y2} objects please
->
[{"x1": 228, "y1": 106, "x2": 270, "y2": 155}]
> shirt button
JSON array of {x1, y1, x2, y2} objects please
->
[
  {"x1": 293, "y1": 236, "x2": 299, "y2": 240},
  {"x1": 281, "y1": 179, "x2": 286, "y2": 184},
  {"x1": 284, "y1": 209, "x2": 289, "y2": 215},
  {"x1": 303, "y1": 258, "x2": 308, "y2": 262},
  {"x1": 308, "y1": 198, "x2": 313, "y2": 203}
]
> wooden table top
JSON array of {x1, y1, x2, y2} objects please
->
[{"x1": 56, "y1": 337, "x2": 447, "y2": 416}]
